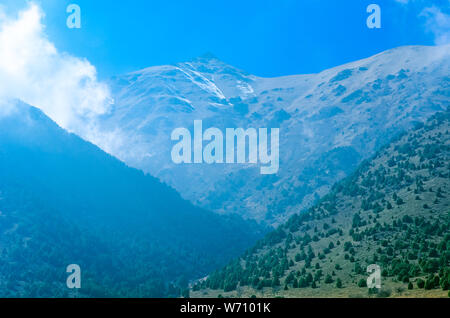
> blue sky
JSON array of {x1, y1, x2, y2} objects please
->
[{"x1": 1, "y1": 0, "x2": 449, "y2": 79}]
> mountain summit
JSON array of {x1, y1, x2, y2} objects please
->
[{"x1": 89, "y1": 45, "x2": 450, "y2": 225}]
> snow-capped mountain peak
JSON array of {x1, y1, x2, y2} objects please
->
[{"x1": 89, "y1": 45, "x2": 449, "y2": 224}]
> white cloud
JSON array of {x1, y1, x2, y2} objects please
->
[
  {"x1": 394, "y1": 0, "x2": 450, "y2": 45},
  {"x1": 420, "y1": 4, "x2": 450, "y2": 45},
  {"x1": 0, "y1": 2, "x2": 112, "y2": 132}
]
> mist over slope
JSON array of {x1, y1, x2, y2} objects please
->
[
  {"x1": 0, "y1": 100, "x2": 265, "y2": 297},
  {"x1": 90, "y1": 45, "x2": 450, "y2": 225}
]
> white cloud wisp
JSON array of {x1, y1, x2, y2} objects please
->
[{"x1": 0, "y1": 3, "x2": 112, "y2": 132}]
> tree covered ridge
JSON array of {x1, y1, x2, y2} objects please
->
[
  {"x1": 0, "y1": 102, "x2": 266, "y2": 298},
  {"x1": 194, "y1": 108, "x2": 450, "y2": 298}
]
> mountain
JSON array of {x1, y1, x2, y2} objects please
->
[
  {"x1": 192, "y1": 109, "x2": 450, "y2": 298},
  {"x1": 0, "y1": 100, "x2": 266, "y2": 297},
  {"x1": 89, "y1": 45, "x2": 450, "y2": 225}
]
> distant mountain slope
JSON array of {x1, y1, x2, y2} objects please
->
[
  {"x1": 193, "y1": 109, "x2": 450, "y2": 298},
  {"x1": 0, "y1": 100, "x2": 266, "y2": 297},
  {"x1": 90, "y1": 45, "x2": 450, "y2": 225}
]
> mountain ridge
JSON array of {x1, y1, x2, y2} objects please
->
[
  {"x1": 87, "y1": 45, "x2": 450, "y2": 225},
  {"x1": 0, "y1": 99, "x2": 266, "y2": 297}
]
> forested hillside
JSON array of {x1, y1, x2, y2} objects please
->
[
  {"x1": 0, "y1": 101, "x2": 266, "y2": 297},
  {"x1": 193, "y1": 109, "x2": 450, "y2": 298}
]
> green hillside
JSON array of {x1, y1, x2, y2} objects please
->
[
  {"x1": 193, "y1": 109, "x2": 450, "y2": 298},
  {"x1": 0, "y1": 102, "x2": 266, "y2": 298}
]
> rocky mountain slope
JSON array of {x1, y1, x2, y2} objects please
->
[{"x1": 90, "y1": 45, "x2": 450, "y2": 225}]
